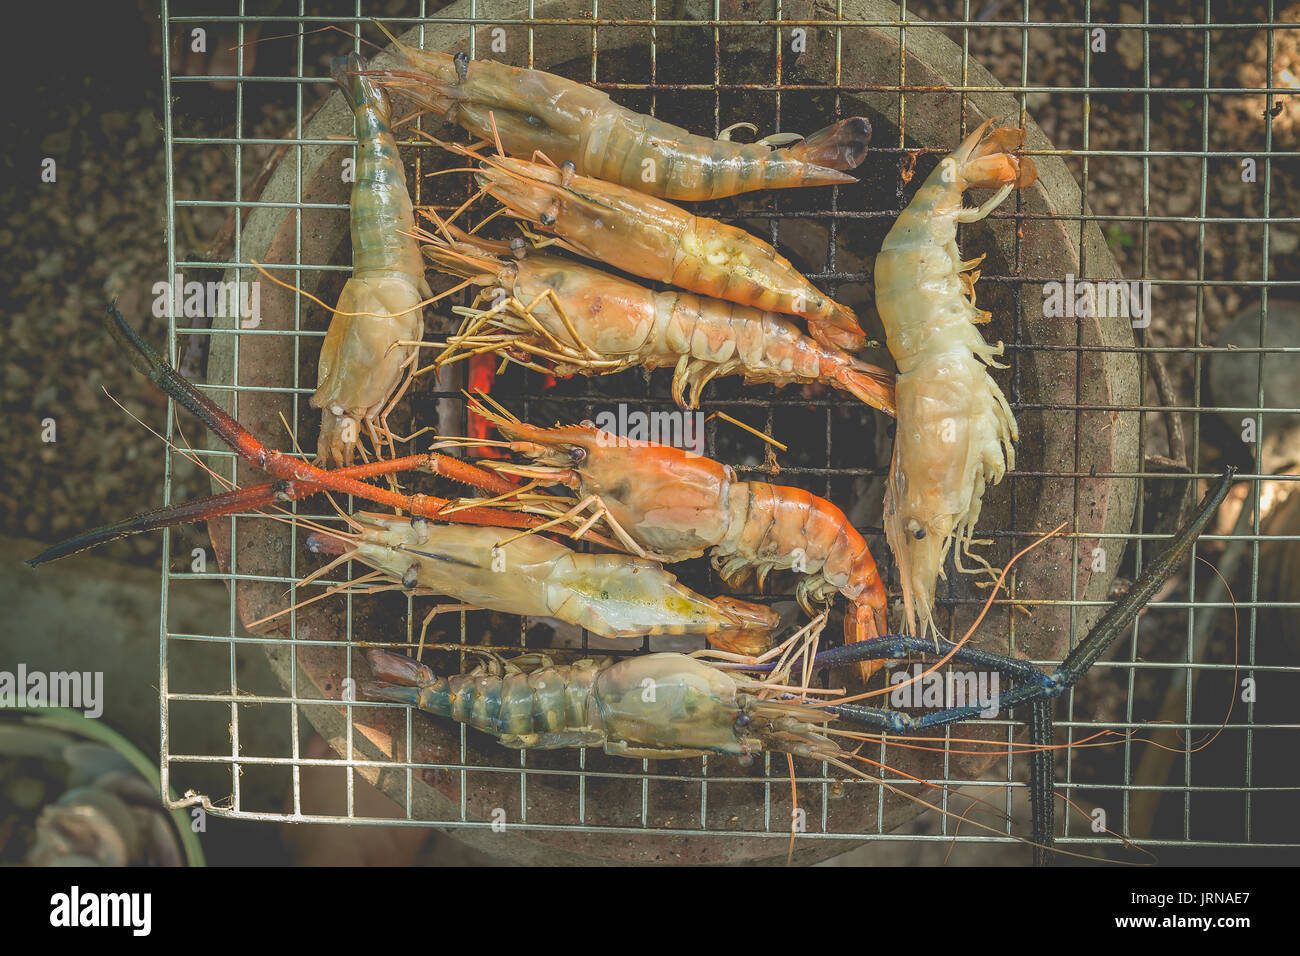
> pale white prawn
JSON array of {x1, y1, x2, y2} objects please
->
[{"x1": 873, "y1": 119, "x2": 1037, "y2": 638}]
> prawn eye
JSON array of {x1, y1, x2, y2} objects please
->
[
  {"x1": 734, "y1": 712, "x2": 752, "y2": 730},
  {"x1": 907, "y1": 518, "x2": 926, "y2": 540},
  {"x1": 410, "y1": 516, "x2": 431, "y2": 544},
  {"x1": 402, "y1": 564, "x2": 420, "y2": 590},
  {"x1": 569, "y1": 445, "x2": 587, "y2": 464}
]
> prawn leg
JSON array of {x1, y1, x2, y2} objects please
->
[
  {"x1": 810, "y1": 469, "x2": 1235, "y2": 864},
  {"x1": 93, "y1": 302, "x2": 581, "y2": 532},
  {"x1": 414, "y1": 602, "x2": 479, "y2": 661},
  {"x1": 956, "y1": 182, "x2": 1015, "y2": 222},
  {"x1": 26, "y1": 453, "x2": 432, "y2": 567}
]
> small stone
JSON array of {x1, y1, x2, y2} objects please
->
[
  {"x1": 33, "y1": 251, "x2": 64, "y2": 280},
  {"x1": 137, "y1": 109, "x2": 159, "y2": 148},
  {"x1": 1271, "y1": 230, "x2": 1298, "y2": 256},
  {"x1": 1115, "y1": 4, "x2": 1145, "y2": 71},
  {"x1": 40, "y1": 129, "x2": 71, "y2": 155},
  {"x1": 99, "y1": 111, "x2": 130, "y2": 138}
]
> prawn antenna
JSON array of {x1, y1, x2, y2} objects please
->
[{"x1": 228, "y1": 24, "x2": 382, "y2": 55}]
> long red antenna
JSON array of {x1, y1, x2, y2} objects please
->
[{"x1": 27, "y1": 304, "x2": 602, "y2": 567}]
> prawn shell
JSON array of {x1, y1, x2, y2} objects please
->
[
  {"x1": 344, "y1": 517, "x2": 775, "y2": 647},
  {"x1": 447, "y1": 674, "x2": 477, "y2": 725},
  {"x1": 474, "y1": 155, "x2": 864, "y2": 349},
  {"x1": 874, "y1": 120, "x2": 1026, "y2": 635},
  {"x1": 547, "y1": 435, "x2": 736, "y2": 561},
  {"x1": 312, "y1": 53, "x2": 430, "y2": 465},
  {"x1": 311, "y1": 275, "x2": 426, "y2": 421},
  {"x1": 497, "y1": 672, "x2": 535, "y2": 736},
  {"x1": 526, "y1": 670, "x2": 567, "y2": 734},
  {"x1": 593, "y1": 654, "x2": 746, "y2": 755},
  {"x1": 378, "y1": 47, "x2": 866, "y2": 200},
  {"x1": 425, "y1": 232, "x2": 894, "y2": 415}
]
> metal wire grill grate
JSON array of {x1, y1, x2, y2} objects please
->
[{"x1": 156, "y1": 0, "x2": 1299, "y2": 862}]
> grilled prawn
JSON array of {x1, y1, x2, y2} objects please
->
[
  {"x1": 311, "y1": 53, "x2": 431, "y2": 465},
  {"x1": 308, "y1": 514, "x2": 779, "y2": 655},
  {"x1": 362, "y1": 647, "x2": 841, "y2": 759},
  {"x1": 422, "y1": 228, "x2": 895, "y2": 415},
  {"x1": 475, "y1": 409, "x2": 887, "y2": 680},
  {"x1": 452, "y1": 147, "x2": 867, "y2": 352},
  {"x1": 874, "y1": 120, "x2": 1037, "y2": 637},
  {"x1": 370, "y1": 30, "x2": 870, "y2": 201}
]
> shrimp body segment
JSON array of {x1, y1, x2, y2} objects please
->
[
  {"x1": 311, "y1": 54, "x2": 432, "y2": 465},
  {"x1": 372, "y1": 40, "x2": 871, "y2": 201},
  {"x1": 486, "y1": 416, "x2": 887, "y2": 677},
  {"x1": 873, "y1": 120, "x2": 1037, "y2": 637},
  {"x1": 467, "y1": 154, "x2": 867, "y2": 352},
  {"x1": 424, "y1": 233, "x2": 894, "y2": 414},
  {"x1": 310, "y1": 514, "x2": 780, "y2": 655},
  {"x1": 362, "y1": 648, "x2": 838, "y2": 759}
]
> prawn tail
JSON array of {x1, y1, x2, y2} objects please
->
[
  {"x1": 304, "y1": 530, "x2": 352, "y2": 557},
  {"x1": 783, "y1": 115, "x2": 873, "y2": 177},
  {"x1": 363, "y1": 647, "x2": 437, "y2": 688},
  {"x1": 707, "y1": 596, "x2": 782, "y2": 657},
  {"x1": 958, "y1": 121, "x2": 1038, "y2": 190},
  {"x1": 360, "y1": 681, "x2": 422, "y2": 707},
  {"x1": 843, "y1": 593, "x2": 890, "y2": 685},
  {"x1": 830, "y1": 359, "x2": 897, "y2": 418},
  {"x1": 362, "y1": 648, "x2": 456, "y2": 719},
  {"x1": 332, "y1": 53, "x2": 391, "y2": 118},
  {"x1": 807, "y1": 302, "x2": 868, "y2": 353}
]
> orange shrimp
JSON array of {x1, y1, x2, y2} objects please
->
[
  {"x1": 474, "y1": 407, "x2": 888, "y2": 681},
  {"x1": 420, "y1": 227, "x2": 895, "y2": 415},
  {"x1": 443, "y1": 144, "x2": 867, "y2": 353}
]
